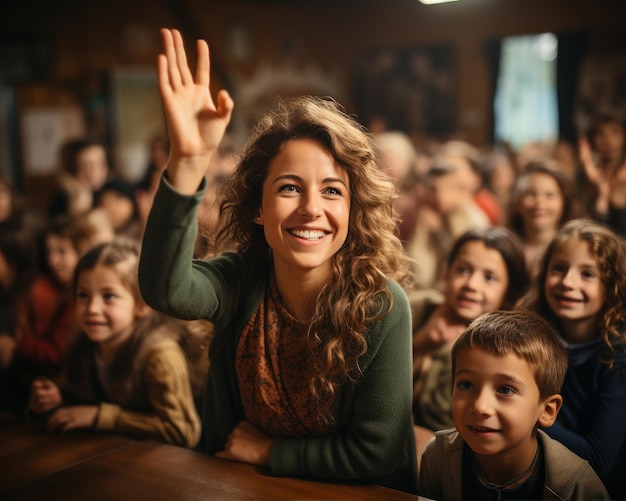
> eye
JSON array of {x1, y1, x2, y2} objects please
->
[
  {"x1": 581, "y1": 269, "x2": 597, "y2": 279},
  {"x1": 456, "y1": 380, "x2": 473, "y2": 391},
  {"x1": 278, "y1": 184, "x2": 299, "y2": 193},
  {"x1": 497, "y1": 385, "x2": 516, "y2": 396},
  {"x1": 103, "y1": 292, "x2": 116, "y2": 301},
  {"x1": 549, "y1": 263, "x2": 566, "y2": 273},
  {"x1": 455, "y1": 265, "x2": 471, "y2": 275},
  {"x1": 76, "y1": 291, "x2": 88, "y2": 300},
  {"x1": 323, "y1": 186, "x2": 343, "y2": 197},
  {"x1": 484, "y1": 272, "x2": 498, "y2": 282}
]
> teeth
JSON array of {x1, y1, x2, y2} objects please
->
[{"x1": 290, "y1": 229, "x2": 325, "y2": 240}]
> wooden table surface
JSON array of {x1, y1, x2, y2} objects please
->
[{"x1": 0, "y1": 412, "x2": 422, "y2": 500}]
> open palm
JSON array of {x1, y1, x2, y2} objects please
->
[{"x1": 158, "y1": 29, "x2": 234, "y2": 185}]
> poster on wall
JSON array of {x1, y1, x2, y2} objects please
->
[
  {"x1": 111, "y1": 69, "x2": 165, "y2": 183},
  {"x1": 354, "y1": 45, "x2": 456, "y2": 143},
  {"x1": 20, "y1": 106, "x2": 85, "y2": 175}
]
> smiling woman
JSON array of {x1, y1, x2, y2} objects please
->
[{"x1": 138, "y1": 28, "x2": 417, "y2": 494}]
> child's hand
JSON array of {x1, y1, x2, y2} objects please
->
[
  {"x1": 158, "y1": 28, "x2": 234, "y2": 194},
  {"x1": 215, "y1": 420, "x2": 274, "y2": 466},
  {"x1": 0, "y1": 333, "x2": 16, "y2": 369},
  {"x1": 414, "y1": 304, "x2": 466, "y2": 350},
  {"x1": 28, "y1": 378, "x2": 62, "y2": 414},
  {"x1": 579, "y1": 136, "x2": 611, "y2": 211},
  {"x1": 46, "y1": 405, "x2": 99, "y2": 433}
]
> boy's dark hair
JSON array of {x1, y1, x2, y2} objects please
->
[{"x1": 452, "y1": 310, "x2": 568, "y2": 401}]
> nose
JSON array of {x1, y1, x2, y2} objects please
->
[
  {"x1": 86, "y1": 296, "x2": 101, "y2": 314},
  {"x1": 471, "y1": 388, "x2": 495, "y2": 416},
  {"x1": 299, "y1": 191, "x2": 321, "y2": 218},
  {"x1": 463, "y1": 271, "x2": 481, "y2": 290},
  {"x1": 560, "y1": 269, "x2": 576, "y2": 289}
]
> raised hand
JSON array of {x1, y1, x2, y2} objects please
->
[
  {"x1": 158, "y1": 28, "x2": 234, "y2": 194},
  {"x1": 579, "y1": 136, "x2": 611, "y2": 213}
]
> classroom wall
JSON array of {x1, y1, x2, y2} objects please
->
[{"x1": 3, "y1": 0, "x2": 625, "y2": 204}]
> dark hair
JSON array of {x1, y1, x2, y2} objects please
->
[
  {"x1": 452, "y1": 310, "x2": 568, "y2": 400},
  {"x1": 447, "y1": 226, "x2": 529, "y2": 309},
  {"x1": 585, "y1": 108, "x2": 626, "y2": 147},
  {"x1": 59, "y1": 138, "x2": 112, "y2": 177}
]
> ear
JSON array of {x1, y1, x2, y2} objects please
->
[
  {"x1": 538, "y1": 394, "x2": 563, "y2": 428},
  {"x1": 134, "y1": 302, "x2": 151, "y2": 319},
  {"x1": 254, "y1": 209, "x2": 264, "y2": 225}
]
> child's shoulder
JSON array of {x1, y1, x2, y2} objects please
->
[{"x1": 538, "y1": 430, "x2": 608, "y2": 497}]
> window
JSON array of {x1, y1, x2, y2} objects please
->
[{"x1": 494, "y1": 33, "x2": 558, "y2": 149}]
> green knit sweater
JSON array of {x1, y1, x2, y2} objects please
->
[{"x1": 139, "y1": 176, "x2": 418, "y2": 493}]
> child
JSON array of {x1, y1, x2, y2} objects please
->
[
  {"x1": 48, "y1": 138, "x2": 112, "y2": 218},
  {"x1": 95, "y1": 178, "x2": 141, "y2": 240},
  {"x1": 0, "y1": 215, "x2": 81, "y2": 411},
  {"x1": 518, "y1": 219, "x2": 626, "y2": 499},
  {"x1": 28, "y1": 239, "x2": 201, "y2": 448},
  {"x1": 578, "y1": 111, "x2": 626, "y2": 237},
  {"x1": 407, "y1": 148, "x2": 491, "y2": 290},
  {"x1": 508, "y1": 160, "x2": 583, "y2": 276},
  {"x1": 0, "y1": 209, "x2": 43, "y2": 412},
  {"x1": 420, "y1": 310, "x2": 609, "y2": 501},
  {"x1": 138, "y1": 29, "x2": 416, "y2": 493},
  {"x1": 412, "y1": 226, "x2": 528, "y2": 434}
]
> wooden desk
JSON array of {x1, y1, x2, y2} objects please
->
[{"x1": 0, "y1": 415, "x2": 421, "y2": 500}]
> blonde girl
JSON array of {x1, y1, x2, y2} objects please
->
[{"x1": 29, "y1": 239, "x2": 201, "y2": 448}]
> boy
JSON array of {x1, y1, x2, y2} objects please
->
[{"x1": 419, "y1": 310, "x2": 608, "y2": 500}]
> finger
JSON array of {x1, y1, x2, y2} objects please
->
[
  {"x1": 157, "y1": 54, "x2": 172, "y2": 100},
  {"x1": 216, "y1": 89, "x2": 234, "y2": 120},
  {"x1": 161, "y1": 28, "x2": 182, "y2": 90},
  {"x1": 195, "y1": 39, "x2": 210, "y2": 88},
  {"x1": 172, "y1": 29, "x2": 193, "y2": 86}
]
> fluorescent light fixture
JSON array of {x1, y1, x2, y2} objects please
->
[{"x1": 418, "y1": 0, "x2": 459, "y2": 4}]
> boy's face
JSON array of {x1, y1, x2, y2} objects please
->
[{"x1": 452, "y1": 347, "x2": 560, "y2": 465}]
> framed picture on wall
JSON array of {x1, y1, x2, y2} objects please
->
[{"x1": 354, "y1": 44, "x2": 457, "y2": 144}]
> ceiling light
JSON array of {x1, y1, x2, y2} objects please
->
[{"x1": 418, "y1": 0, "x2": 459, "y2": 5}]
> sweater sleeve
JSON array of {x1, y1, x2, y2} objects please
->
[
  {"x1": 13, "y1": 279, "x2": 73, "y2": 371},
  {"x1": 544, "y1": 362, "x2": 626, "y2": 477},
  {"x1": 95, "y1": 343, "x2": 201, "y2": 448},
  {"x1": 269, "y1": 282, "x2": 414, "y2": 481}
]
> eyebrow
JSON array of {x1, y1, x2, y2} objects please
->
[
  {"x1": 454, "y1": 368, "x2": 526, "y2": 386},
  {"x1": 272, "y1": 174, "x2": 348, "y2": 188}
]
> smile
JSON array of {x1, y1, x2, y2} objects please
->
[
  {"x1": 468, "y1": 425, "x2": 499, "y2": 433},
  {"x1": 289, "y1": 229, "x2": 327, "y2": 240}
]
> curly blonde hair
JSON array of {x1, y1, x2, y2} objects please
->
[{"x1": 216, "y1": 96, "x2": 410, "y2": 418}]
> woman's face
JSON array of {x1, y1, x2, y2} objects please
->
[{"x1": 257, "y1": 138, "x2": 350, "y2": 283}]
